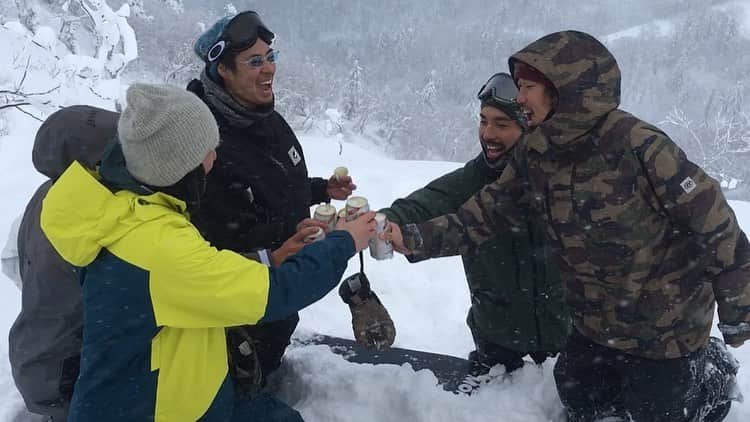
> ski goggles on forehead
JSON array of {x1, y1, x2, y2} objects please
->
[
  {"x1": 207, "y1": 11, "x2": 275, "y2": 63},
  {"x1": 476, "y1": 72, "x2": 518, "y2": 106}
]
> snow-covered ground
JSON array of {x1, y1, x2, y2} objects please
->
[{"x1": 2, "y1": 122, "x2": 750, "y2": 421}]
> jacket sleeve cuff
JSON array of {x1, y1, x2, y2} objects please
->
[
  {"x1": 378, "y1": 207, "x2": 400, "y2": 225},
  {"x1": 718, "y1": 322, "x2": 750, "y2": 345},
  {"x1": 257, "y1": 249, "x2": 272, "y2": 266},
  {"x1": 402, "y1": 223, "x2": 430, "y2": 263},
  {"x1": 239, "y1": 249, "x2": 272, "y2": 266},
  {"x1": 309, "y1": 177, "x2": 330, "y2": 205}
]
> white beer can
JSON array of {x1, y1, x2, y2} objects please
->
[
  {"x1": 369, "y1": 213, "x2": 393, "y2": 260},
  {"x1": 345, "y1": 196, "x2": 370, "y2": 222},
  {"x1": 313, "y1": 204, "x2": 337, "y2": 233}
]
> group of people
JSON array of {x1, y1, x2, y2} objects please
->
[{"x1": 6, "y1": 9, "x2": 749, "y2": 422}]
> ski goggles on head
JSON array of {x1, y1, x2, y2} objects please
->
[
  {"x1": 476, "y1": 72, "x2": 518, "y2": 106},
  {"x1": 207, "y1": 11, "x2": 275, "y2": 63}
]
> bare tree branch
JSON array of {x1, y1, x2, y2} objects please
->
[
  {"x1": 0, "y1": 102, "x2": 31, "y2": 111},
  {"x1": 16, "y1": 56, "x2": 32, "y2": 91},
  {"x1": 15, "y1": 106, "x2": 44, "y2": 122},
  {"x1": 25, "y1": 85, "x2": 61, "y2": 97},
  {"x1": 0, "y1": 85, "x2": 60, "y2": 97}
]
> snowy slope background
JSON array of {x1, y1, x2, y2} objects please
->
[{"x1": 1, "y1": 1, "x2": 750, "y2": 421}]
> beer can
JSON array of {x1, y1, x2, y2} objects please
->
[
  {"x1": 313, "y1": 204, "x2": 337, "y2": 233},
  {"x1": 369, "y1": 213, "x2": 394, "y2": 260},
  {"x1": 333, "y1": 166, "x2": 349, "y2": 182},
  {"x1": 305, "y1": 227, "x2": 326, "y2": 243},
  {"x1": 345, "y1": 196, "x2": 370, "y2": 222}
]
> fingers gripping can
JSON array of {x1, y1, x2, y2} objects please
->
[
  {"x1": 313, "y1": 204, "x2": 337, "y2": 233},
  {"x1": 305, "y1": 227, "x2": 326, "y2": 243},
  {"x1": 345, "y1": 196, "x2": 370, "y2": 222},
  {"x1": 369, "y1": 213, "x2": 393, "y2": 260}
]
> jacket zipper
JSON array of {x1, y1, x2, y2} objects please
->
[{"x1": 529, "y1": 219, "x2": 544, "y2": 350}]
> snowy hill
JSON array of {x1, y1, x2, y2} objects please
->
[
  {"x1": 2, "y1": 127, "x2": 750, "y2": 421},
  {"x1": 601, "y1": 0, "x2": 750, "y2": 43}
]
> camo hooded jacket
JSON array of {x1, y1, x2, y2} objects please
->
[{"x1": 405, "y1": 31, "x2": 750, "y2": 360}]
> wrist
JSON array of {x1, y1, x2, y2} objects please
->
[{"x1": 271, "y1": 248, "x2": 286, "y2": 266}]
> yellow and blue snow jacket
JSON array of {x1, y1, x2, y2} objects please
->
[{"x1": 40, "y1": 158, "x2": 355, "y2": 422}]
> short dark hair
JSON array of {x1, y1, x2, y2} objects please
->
[{"x1": 219, "y1": 49, "x2": 240, "y2": 73}]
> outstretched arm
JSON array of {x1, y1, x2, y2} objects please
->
[{"x1": 391, "y1": 163, "x2": 527, "y2": 261}]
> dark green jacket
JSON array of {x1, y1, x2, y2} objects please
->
[{"x1": 381, "y1": 154, "x2": 569, "y2": 352}]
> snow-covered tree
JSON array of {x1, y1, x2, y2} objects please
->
[
  {"x1": 663, "y1": 84, "x2": 750, "y2": 196},
  {"x1": 342, "y1": 58, "x2": 364, "y2": 122},
  {"x1": 1, "y1": 0, "x2": 140, "y2": 126},
  {"x1": 418, "y1": 70, "x2": 439, "y2": 110}
]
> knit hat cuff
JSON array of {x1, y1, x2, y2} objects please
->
[{"x1": 513, "y1": 63, "x2": 552, "y2": 88}]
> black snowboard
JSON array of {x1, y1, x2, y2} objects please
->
[{"x1": 296, "y1": 334, "x2": 503, "y2": 395}]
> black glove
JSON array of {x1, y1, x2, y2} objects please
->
[
  {"x1": 339, "y1": 271, "x2": 396, "y2": 351},
  {"x1": 226, "y1": 326, "x2": 263, "y2": 399}
]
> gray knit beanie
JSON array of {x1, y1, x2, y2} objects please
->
[{"x1": 118, "y1": 83, "x2": 220, "y2": 187}]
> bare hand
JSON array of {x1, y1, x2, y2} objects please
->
[
  {"x1": 271, "y1": 226, "x2": 320, "y2": 266},
  {"x1": 327, "y1": 175, "x2": 356, "y2": 200},
  {"x1": 335, "y1": 211, "x2": 376, "y2": 251},
  {"x1": 728, "y1": 340, "x2": 745, "y2": 348},
  {"x1": 296, "y1": 217, "x2": 329, "y2": 232},
  {"x1": 383, "y1": 222, "x2": 411, "y2": 255}
]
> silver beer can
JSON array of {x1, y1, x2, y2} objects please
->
[
  {"x1": 313, "y1": 204, "x2": 337, "y2": 233},
  {"x1": 345, "y1": 196, "x2": 370, "y2": 222},
  {"x1": 369, "y1": 212, "x2": 393, "y2": 260}
]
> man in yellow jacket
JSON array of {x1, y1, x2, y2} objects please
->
[{"x1": 40, "y1": 83, "x2": 376, "y2": 422}]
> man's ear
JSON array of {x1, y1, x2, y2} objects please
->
[{"x1": 217, "y1": 62, "x2": 230, "y2": 81}]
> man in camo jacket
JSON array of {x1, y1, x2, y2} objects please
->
[{"x1": 390, "y1": 30, "x2": 749, "y2": 421}]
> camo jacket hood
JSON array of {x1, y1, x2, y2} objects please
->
[
  {"x1": 509, "y1": 30, "x2": 620, "y2": 149},
  {"x1": 406, "y1": 30, "x2": 750, "y2": 360}
]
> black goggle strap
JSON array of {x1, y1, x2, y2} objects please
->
[{"x1": 207, "y1": 11, "x2": 271, "y2": 63}]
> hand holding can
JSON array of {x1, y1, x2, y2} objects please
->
[
  {"x1": 336, "y1": 211, "x2": 377, "y2": 252},
  {"x1": 313, "y1": 204, "x2": 337, "y2": 233},
  {"x1": 328, "y1": 167, "x2": 356, "y2": 200},
  {"x1": 304, "y1": 227, "x2": 326, "y2": 243}
]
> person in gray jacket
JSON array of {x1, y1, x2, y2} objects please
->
[{"x1": 8, "y1": 106, "x2": 116, "y2": 421}]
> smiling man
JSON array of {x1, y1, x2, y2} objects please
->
[
  {"x1": 389, "y1": 31, "x2": 747, "y2": 422},
  {"x1": 380, "y1": 72, "x2": 569, "y2": 375},
  {"x1": 187, "y1": 11, "x2": 360, "y2": 403}
]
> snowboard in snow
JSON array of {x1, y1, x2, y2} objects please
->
[{"x1": 296, "y1": 334, "x2": 504, "y2": 395}]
